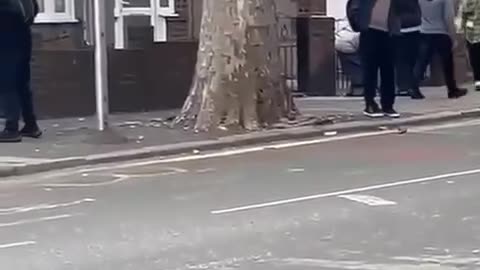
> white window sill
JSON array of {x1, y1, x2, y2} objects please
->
[{"x1": 35, "y1": 14, "x2": 78, "y2": 24}]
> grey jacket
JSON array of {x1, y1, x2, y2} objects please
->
[{"x1": 419, "y1": 0, "x2": 456, "y2": 36}]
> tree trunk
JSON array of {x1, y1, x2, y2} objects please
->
[{"x1": 176, "y1": 0, "x2": 297, "y2": 131}]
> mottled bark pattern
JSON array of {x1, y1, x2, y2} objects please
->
[{"x1": 176, "y1": 0, "x2": 296, "y2": 131}]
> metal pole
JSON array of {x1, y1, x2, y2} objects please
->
[{"x1": 93, "y1": 0, "x2": 109, "y2": 131}]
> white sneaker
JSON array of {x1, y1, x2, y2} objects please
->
[{"x1": 475, "y1": 81, "x2": 480, "y2": 91}]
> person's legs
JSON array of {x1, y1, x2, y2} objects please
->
[
  {"x1": 0, "y1": 16, "x2": 23, "y2": 141},
  {"x1": 338, "y1": 51, "x2": 363, "y2": 96},
  {"x1": 379, "y1": 32, "x2": 397, "y2": 117},
  {"x1": 1, "y1": 52, "x2": 21, "y2": 132},
  {"x1": 360, "y1": 29, "x2": 383, "y2": 117},
  {"x1": 466, "y1": 41, "x2": 480, "y2": 90},
  {"x1": 405, "y1": 31, "x2": 421, "y2": 92},
  {"x1": 412, "y1": 34, "x2": 434, "y2": 99},
  {"x1": 435, "y1": 34, "x2": 467, "y2": 98},
  {"x1": 17, "y1": 25, "x2": 41, "y2": 137},
  {"x1": 394, "y1": 34, "x2": 407, "y2": 94},
  {"x1": 435, "y1": 35, "x2": 456, "y2": 91},
  {"x1": 395, "y1": 32, "x2": 419, "y2": 95}
]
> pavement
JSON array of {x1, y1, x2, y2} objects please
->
[
  {"x1": 0, "y1": 86, "x2": 479, "y2": 177},
  {"x1": 1, "y1": 119, "x2": 480, "y2": 269}
]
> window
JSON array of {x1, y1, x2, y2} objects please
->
[
  {"x1": 114, "y1": 0, "x2": 178, "y2": 48},
  {"x1": 35, "y1": 0, "x2": 77, "y2": 23}
]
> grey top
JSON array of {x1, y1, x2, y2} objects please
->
[
  {"x1": 370, "y1": 0, "x2": 392, "y2": 31},
  {"x1": 419, "y1": 0, "x2": 456, "y2": 35}
]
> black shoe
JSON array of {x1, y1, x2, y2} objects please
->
[
  {"x1": 20, "y1": 125, "x2": 43, "y2": 139},
  {"x1": 0, "y1": 130, "x2": 22, "y2": 143},
  {"x1": 409, "y1": 89, "x2": 425, "y2": 100},
  {"x1": 383, "y1": 108, "x2": 401, "y2": 118},
  {"x1": 448, "y1": 88, "x2": 468, "y2": 99},
  {"x1": 363, "y1": 103, "x2": 384, "y2": 118}
]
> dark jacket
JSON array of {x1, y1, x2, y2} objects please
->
[
  {"x1": 347, "y1": 0, "x2": 402, "y2": 34},
  {"x1": 397, "y1": 0, "x2": 422, "y2": 29},
  {"x1": 0, "y1": 0, "x2": 38, "y2": 25}
]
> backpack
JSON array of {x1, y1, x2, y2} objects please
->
[{"x1": 0, "y1": 0, "x2": 38, "y2": 25}]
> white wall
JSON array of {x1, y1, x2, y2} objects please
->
[{"x1": 327, "y1": 0, "x2": 348, "y2": 19}]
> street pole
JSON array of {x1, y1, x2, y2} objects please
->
[{"x1": 93, "y1": 0, "x2": 109, "y2": 131}]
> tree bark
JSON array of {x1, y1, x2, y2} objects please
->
[{"x1": 176, "y1": 0, "x2": 297, "y2": 131}]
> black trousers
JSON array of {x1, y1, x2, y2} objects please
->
[
  {"x1": 413, "y1": 33, "x2": 458, "y2": 92},
  {"x1": 395, "y1": 31, "x2": 420, "y2": 92},
  {"x1": 466, "y1": 41, "x2": 480, "y2": 82},
  {"x1": 360, "y1": 29, "x2": 396, "y2": 109},
  {"x1": 0, "y1": 17, "x2": 37, "y2": 131}
]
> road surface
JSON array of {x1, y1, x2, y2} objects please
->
[{"x1": 1, "y1": 120, "x2": 480, "y2": 269}]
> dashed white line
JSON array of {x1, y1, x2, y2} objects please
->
[
  {"x1": 0, "y1": 198, "x2": 95, "y2": 216},
  {"x1": 339, "y1": 194, "x2": 397, "y2": 206},
  {"x1": 0, "y1": 214, "x2": 79, "y2": 228},
  {"x1": 0, "y1": 241, "x2": 36, "y2": 249},
  {"x1": 211, "y1": 168, "x2": 480, "y2": 215}
]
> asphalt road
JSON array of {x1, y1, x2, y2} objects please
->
[{"x1": 1, "y1": 120, "x2": 480, "y2": 270}]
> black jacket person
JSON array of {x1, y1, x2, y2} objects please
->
[
  {"x1": 394, "y1": 0, "x2": 422, "y2": 97},
  {"x1": 0, "y1": 0, "x2": 41, "y2": 143},
  {"x1": 347, "y1": 0, "x2": 402, "y2": 118}
]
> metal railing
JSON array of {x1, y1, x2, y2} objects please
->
[{"x1": 278, "y1": 16, "x2": 298, "y2": 91}]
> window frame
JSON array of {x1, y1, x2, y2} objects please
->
[{"x1": 35, "y1": 0, "x2": 77, "y2": 24}]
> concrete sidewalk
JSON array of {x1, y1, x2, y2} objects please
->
[{"x1": 0, "y1": 86, "x2": 479, "y2": 177}]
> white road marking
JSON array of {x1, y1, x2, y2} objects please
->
[
  {"x1": 0, "y1": 198, "x2": 95, "y2": 216},
  {"x1": 41, "y1": 168, "x2": 187, "y2": 188},
  {"x1": 211, "y1": 168, "x2": 480, "y2": 215},
  {"x1": 116, "y1": 167, "x2": 188, "y2": 178},
  {"x1": 0, "y1": 157, "x2": 50, "y2": 164},
  {"x1": 33, "y1": 118, "x2": 480, "y2": 184},
  {"x1": 0, "y1": 241, "x2": 36, "y2": 249},
  {"x1": 41, "y1": 130, "x2": 398, "y2": 178},
  {"x1": 263, "y1": 130, "x2": 397, "y2": 150},
  {"x1": 339, "y1": 194, "x2": 397, "y2": 206},
  {"x1": 42, "y1": 175, "x2": 128, "y2": 188},
  {"x1": 287, "y1": 168, "x2": 306, "y2": 173},
  {"x1": 196, "y1": 168, "x2": 216, "y2": 173},
  {"x1": 0, "y1": 214, "x2": 78, "y2": 228}
]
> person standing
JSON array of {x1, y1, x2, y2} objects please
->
[
  {"x1": 395, "y1": 0, "x2": 422, "y2": 96},
  {"x1": 459, "y1": 0, "x2": 480, "y2": 91},
  {"x1": 347, "y1": 0, "x2": 402, "y2": 118},
  {"x1": 411, "y1": 0, "x2": 468, "y2": 99},
  {"x1": 0, "y1": 0, "x2": 41, "y2": 143}
]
